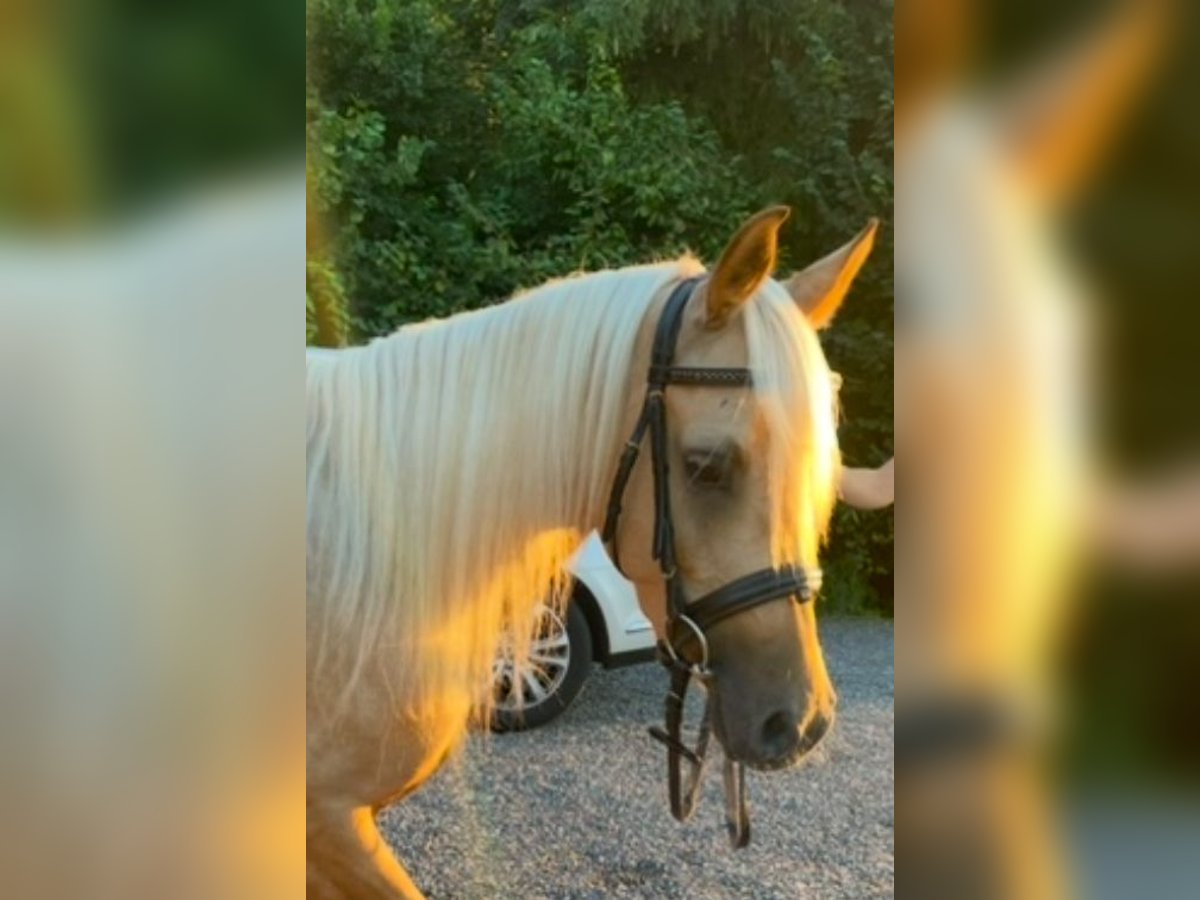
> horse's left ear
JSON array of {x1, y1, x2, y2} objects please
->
[
  {"x1": 705, "y1": 206, "x2": 791, "y2": 329},
  {"x1": 785, "y1": 219, "x2": 879, "y2": 330}
]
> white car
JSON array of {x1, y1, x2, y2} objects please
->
[{"x1": 491, "y1": 532, "x2": 657, "y2": 731}]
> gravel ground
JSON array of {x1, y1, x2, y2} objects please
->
[{"x1": 381, "y1": 617, "x2": 894, "y2": 899}]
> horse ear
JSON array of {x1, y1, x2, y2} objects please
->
[
  {"x1": 992, "y1": 0, "x2": 1167, "y2": 204},
  {"x1": 705, "y1": 206, "x2": 791, "y2": 329},
  {"x1": 785, "y1": 219, "x2": 879, "y2": 330}
]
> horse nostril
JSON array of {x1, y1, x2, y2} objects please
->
[{"x1": 759, "y1": 710, "x2": 798, "y2": 755}]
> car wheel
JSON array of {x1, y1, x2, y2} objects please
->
[{"x1": 491, "y1": 598, "x2": 593, "y2": 732}]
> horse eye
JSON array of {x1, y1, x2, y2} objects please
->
[{"x1": 683, "y1": 450, "x2": 732, "y2": 488}]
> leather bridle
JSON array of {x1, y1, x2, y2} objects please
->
[{"x1": 601, "y1": 276, "x2": 823, "y2": 848}]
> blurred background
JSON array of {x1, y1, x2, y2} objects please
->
[
  {"x1": 0, "y1": 1, "x2": 302, "y2": 898},
  {"x1": 897, "y1": 0, "x2": 1200, "y2": 897},
  {"x1": 997, "y1": 0, "x2": 1200, "y2": 787},
  {"x1": 1, "y1": 0, "x2": 297, "y2": 222},
  {"x1": 956, "y1": 0, "x2": 1199, "y2": 790}
]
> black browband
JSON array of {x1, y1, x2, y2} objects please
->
[{"x1": 600, "y1": 276, "x2": 823, "y2": 848}]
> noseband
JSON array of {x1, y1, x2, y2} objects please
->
[{"x1": 601, "y1": 276, "x2": 822, "y2": 848}]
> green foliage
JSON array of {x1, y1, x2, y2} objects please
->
[
  {"x1": 307, "y1": 0, "x2": 893, "y2": 614},
  {"x1": 93, "y1": 0, "x2": 300, "y2": 209}
]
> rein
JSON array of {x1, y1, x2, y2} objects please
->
[{"x1": 601, "y1": 276, "x2": 822, "y2": 848}]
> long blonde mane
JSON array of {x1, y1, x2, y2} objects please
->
[{"x1": 305, "y1": 260, "x2": 839, "y2": 727}]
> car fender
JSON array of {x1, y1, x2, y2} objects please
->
[{"x1": 567, "y1": 532, "x2": 656, "y2": 664}]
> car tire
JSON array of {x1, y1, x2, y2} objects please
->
[{"x1": 491, "y1": 597, "x2": 593, "y2": 732}]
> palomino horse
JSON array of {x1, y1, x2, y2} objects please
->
[{"x1": 306, "y1": 207, "x2": 877, "y2": 898}]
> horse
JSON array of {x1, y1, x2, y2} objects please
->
[{"x1": 305, "y1": 206, "x2": 878, "y2": 898}]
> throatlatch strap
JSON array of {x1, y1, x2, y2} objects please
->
[{"x1": 600, "y1": 407, "x2": 651, "y2": 556}]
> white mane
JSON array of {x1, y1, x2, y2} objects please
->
[{"x1": 306, "y1": 258, "x2": 840, "y2": 723}]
